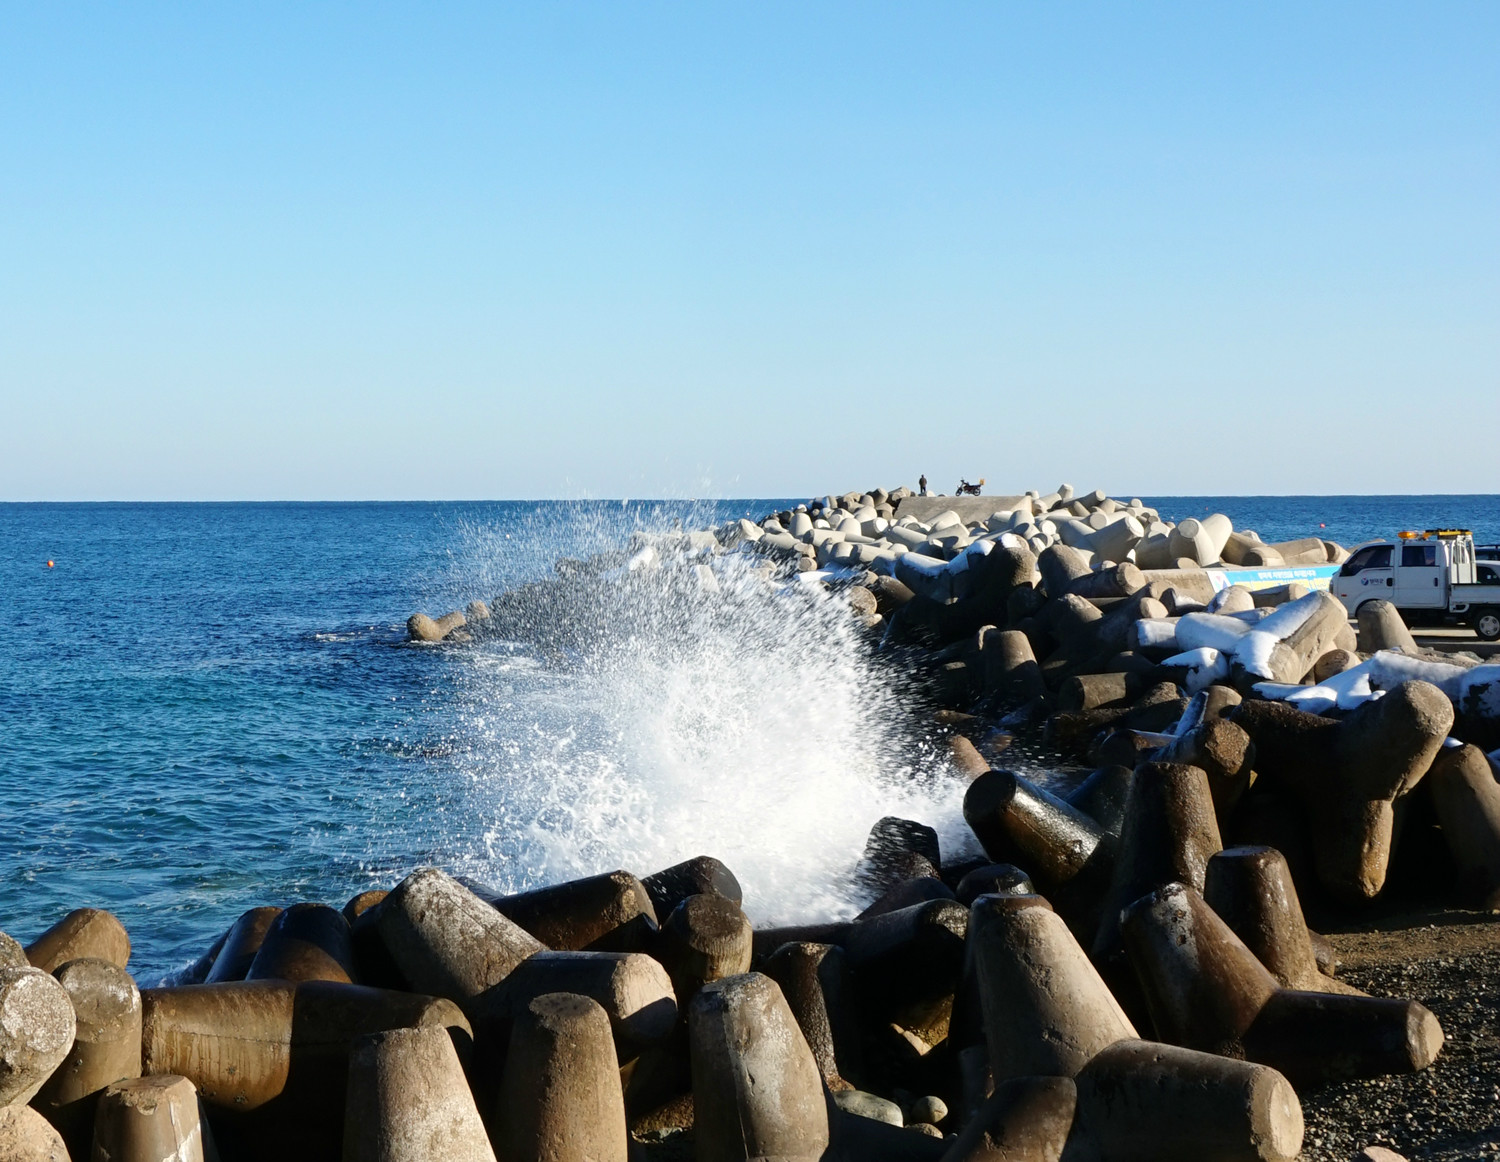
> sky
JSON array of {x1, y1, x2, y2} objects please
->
[{"x1": 1, "y1": 3, "x2": 1496, "y2": 501}]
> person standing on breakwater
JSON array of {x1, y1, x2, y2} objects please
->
[{"x1": 919, "y1": 474, "x2": 928, "y2": 496}]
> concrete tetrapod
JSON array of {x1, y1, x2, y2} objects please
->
[
  {"x1": 844, "y1": 898, "x2": 968, "y2": 1044},
  {"x1": 343, "y1": 1026, "x2": 493, "y2": 1162},
  {"x1": 1232, "y1": 681, "x2": 1453, "y2": 901},
  {"x1": 470, "y1": 950, "x2": 676, "y2": 1063},
  {"x1": 494, "y1": 993, "x2": 627, "y2": 1162},
  {"x1": 1240, "y1": 989, "x2": 1445, "y2": 1084},
  {"x1": 204, "y1": 908, "x2": 283, "y2": 984},
  {"x1": 1356, "y1": 600, "x2": 1418, "y2": 655},
  {"x1": 762, "y1": 942, "x2": 863, "y2": 1090},
  {"x1": 858, "y1": 818, "x2": 943, "y2": 893},
  {"x1": 33, "y1": 957, "x2": 142, "y2": 1158},
  {"x1": 141, "y1": 980, "x2": 472, "y2": 1161},
  {"x1": 641, "y1": 857, "x2": 743, "y2": 919},
  {"x1": 0, "y1": 1105, "x2": 68, "y2": 1162},
  {"x1": 968, "y1": 896, "x2": 1136, "y2": 1083},
  {"x1": 1120, "y1": 883, "x2": 1280, "y2": 1057},
  {"x1": 492, "y1": 870, "x2": 658, "y2": 953},
  {"x1": 1069, "y1": 1039, "x2": 1302, "y2": 1162},
  {"x1": 1064, "y1": 767, "x2": 1134, "y2": 840},
  {"x1": 954, "y1": 864, "x2": 1035, "y2": 906},
  {"x1": 1152, "y1": 718, "x2": 1256, "y2": 820},
  {"x1": 1122, "y1": 884, "x2": 1444, "y2": 1083},
  {"x1": 688, "y1": 973, "x2": 829, "y2": 1162},
  {"x1": 855, "y1": 876, "x2": 955, "y2": 921},
  {"x1": 0, "y1": 930, "x2": 29, "y2": 969},
  {"x1": 1091, "y1": 762, "x2": 1223, "y2": 963},
  {"x1": 0, "y1": 966, "x2": 76, "y2": 1107},
  {"x1": 654, "y1": 894, "x2": 754, "y2": 1006},
  {"x1": 244, "y1": 903, "x2": 356, "y2": 984},
  {"x1": 962, "y1": 771, "x2": 1110, "y2": 898},
  {"x1": 937, "y1": 1075, "x2": 1077, "y2": 1162},
  {"x1": 1425, "y1": 743, "x2": 1500, "y2": 910},
  {"x1": 140, "y1": 979, "x2": 472, "y2": 1111},
  {"x1": 1203, "y1": 846, "x2": 1362, "y2": 994},
  {"x1": 91, "y1": 1074, "x2": 213, "y2": 1162},
  {"x1": 25, "y1": 910, "x2": 131, "y2": 974},
  {"x1": 981, "y1": 630, "x2": 1046, "y2": 705},
  {"x1": 374, "y1": 868, "x2": 545, "y2": 1009}
]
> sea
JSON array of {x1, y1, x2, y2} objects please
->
[{"x1": 2, "y1": 494, "x2": 1497, "y2": 980}]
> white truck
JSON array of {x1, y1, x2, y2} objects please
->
[{"x1": 1331, "y1": 529, "x2": 1500, "y2": 641}]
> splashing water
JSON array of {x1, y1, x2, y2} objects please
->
[{"x1": 440, "y1": 538, "x2": 978, "y2": 925}]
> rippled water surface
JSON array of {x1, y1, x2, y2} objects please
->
[{"x1": 2, "y1": 494, "x2": 1495, "y2": 978}]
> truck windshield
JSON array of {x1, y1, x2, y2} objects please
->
[{"x1": 1340, "y1": 545, "x2": 1392, "y2": 576}]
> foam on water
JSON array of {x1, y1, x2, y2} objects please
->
[{"x1": 443, "y1": 542, "x2": 977, "y2": 925}]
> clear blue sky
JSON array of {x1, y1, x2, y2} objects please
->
[{"x1": 2, "y1": 3, "x2": 1495, "y2": 500}]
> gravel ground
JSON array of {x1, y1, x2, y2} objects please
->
[{"x1": 1299, "y1": 913, "x2": 1500, "y2": 1161}]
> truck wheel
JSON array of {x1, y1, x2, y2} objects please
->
[{"x1": 1474, "y1": 608, "x2": 1500, "y2": 642}]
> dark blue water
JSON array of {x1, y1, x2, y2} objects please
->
[
  {"x1": 0, "y1": 500, "x2": 791, "y2": 978},
  {"x1": 2, "y1": 494, "x2": 1496, "y2": 979}
]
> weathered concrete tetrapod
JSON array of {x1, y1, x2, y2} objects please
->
[
  {"x1": 0, "y1": 930, "x2": 29, "y2": 969},
  {"x1": 494, "y1": 993, "x2": 627, "y2": 1162},
  {"x1": 1356, "y1": 599, "x2": 1418, "y2": 654},
  {"x1": 688, "y1": 973, "x2": 828, "y2": 1162},
  {"x1": 205, "y1": 907, "x2": 284, "y2": 984},
  {"x1": 140, "y1": 979, "x2": 472, "y2": 1109},
  {"x1": 91, "y1": 1074, "x2": 212, "y2": 1162},
  {"x1": 244, "y1": 903, "x2": 356, "y2": 984},
  {"x1": 968, "y1": 895, "x2": 1136, "y2": 1082},
  {"x1": 1240, "y1": 989, "x2": 1445, "y2": 1083},
  {"x1": 341, "y1": 890, "x2": 388, "y2": 926},
  {"x1": 1065, "y1": 767, "x2": 1135, "y2": 840},
  {"x1": 954, "y1": 863, "x2": 1035, "y2": 906},
  {"x1": 1231, "y1": 681, "x2": 1453, "y2": 901},
  {"x1": 406, "y1": 610, "x2": 466, "y2": 642},
  {"x1": 470, "y1": 950, "x2": 676, "y2": 1061},
  {"x1": 641, "y1": 857, "x2": 743, "y2": 919},
  {"x1": 856, "y1": 876, "x2": 955, "y2": 921},
  {"x1": 962, "y1": 770, "x2": 1110, "y2": 896},
  {"x1": 844, "y1": 899, "x2": 968, "y2": 1042},
  {"x1": 1121, "y1": 884, "x2": 1442, "y2": 1082},
  {"x1": 1203, "y1": 846, "x2": 1360, "y2": 993},
  {"x1": 1092, "y1": 762, "x2": 1223, "y2": 962},
  {"x1": 1070, "y1": 1039, "x2": 1302, "y2": 1162},
  {"x1": 858, "y1": 818, "x2": 943, "y2": 892},
  {"x1": 1153, "y1": 718, "x2": 1256, "y2": 819},
  {"x1": 32, "y1": 957, "x2": 142, "y2": 1158},
  {"x1": 25, "y1": 909, "x2": 131, "y2": 974},
  {"x1": 1120, "y1": 883, "x2": 1279, "y2": 1057},
  {"x1": 938, "y1": 1075, "x2": 1077, "y2": 1162},
  {"x1": 0, "y1": 966, "x2": 76, "y2": 1107},
  {"x1": 1425, "y1": 743, "x2": 1500, "y2": 909},
  {"x1": 344, "y1": 1025, "x2": 495, "y2": 1162},
  {"x1": 762, "y1": 942, "x2": 863, "y2": 1090},
  {"x1": 982, "y1": 630, "x2": 1046, "y2": 704},
  {"x1": 0, "y1": 1105, "x2": 68, "y2": 1162},
  {"x1": 493, "y1": 870, "x2": 658, "y2": 952},
  {"x1": 654, "y1": 894, "x2": 753, "y2": 1006},
  {"x1": 375, "y1": 867, "x2": 544, "y2": 1007}
]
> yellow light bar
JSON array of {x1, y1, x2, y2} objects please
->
[{"x1": 1398, "y1": 530, "x2": 1418, "y2": 539}]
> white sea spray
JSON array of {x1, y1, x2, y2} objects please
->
[{"x1": 440, "y1": 519, "x2": 979, "y2": 927}]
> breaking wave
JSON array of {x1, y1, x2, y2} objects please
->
[{"x1": 439, "y1": 526, "x2": 978, "y2": 926}]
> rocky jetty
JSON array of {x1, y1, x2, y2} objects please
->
[{"x1": 6, "y1": 484, "x2": 1499, "y2": 1160}]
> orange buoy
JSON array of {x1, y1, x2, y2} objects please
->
[{"x1": 47, "y1": 560, "x2": 55, "y2": 568}]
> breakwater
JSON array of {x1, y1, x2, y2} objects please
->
[{"x1": 4, "y1": 486, "x2": 1498, "y2": 1160}]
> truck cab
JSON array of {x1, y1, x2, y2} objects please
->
[{"x1": 1332, "y1": 529, "x2": 1500, "y2": 640}]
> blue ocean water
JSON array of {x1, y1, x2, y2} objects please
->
[{"x1": 2, "y1": 494, "x2": 1496, "y2": 979}]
